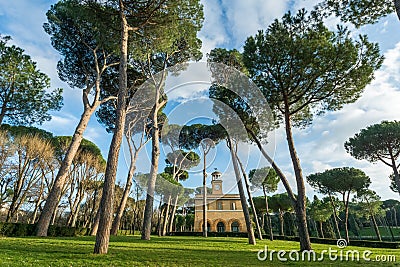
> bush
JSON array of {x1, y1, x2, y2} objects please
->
[{"x1": 0, "y1": 223, "x2": 90, "y2": 237}]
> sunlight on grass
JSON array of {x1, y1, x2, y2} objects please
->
[{"x1": 0, "y1": 236, "x2": 399, "y2": 266}]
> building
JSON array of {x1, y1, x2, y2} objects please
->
[{"x1": 194, "y1": 170, "x2": 246, "y2": 233}]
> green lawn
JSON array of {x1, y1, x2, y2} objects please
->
[{"x1": 0, "y1": 235, "x2": 399, "y2": 266}]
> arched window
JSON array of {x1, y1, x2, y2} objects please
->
[
  {"x1": 202, "y1": 222, "x2": 210, "y2": 232},
  {"x1": 231, "y1": 221, "x2": 239, "y2": 232},
  {"x1": 217, "y1": 222, "x2": 225, "y2": 232}
]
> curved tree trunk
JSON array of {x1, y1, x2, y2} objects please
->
[
  {"x1": 283, "y1": 98, "x2": 311, "y2": 251},
  {"x1": 236, "y1": 154, "x2": 263, "y2": 240},
  {"x1": 371, "y1": 215, "x2": 382, "y2": 241},
  {"x1": 162, "y1": 195, "x2": 171, "y2": 236},
  {"x1": 228, "y1": 138, "x2": 256, "y2": 245},
  {"x1": 36, "y1": 104, "x2": 94, "y2": 236},
  {"x1": 395, "y1": 0, "x2": 400, "y2": 21},
  {"x1": 110, "y1": 157, "x2": 136, "y2": 235},
  {"x1": 90, "y1": 209, "x2": 101, "y2": 236},
  {"x1": 262, "y1": 185, "x2": 273, "y2": 241},
  {"x1": 168, "y1": 195, "x2": 179, "y2": 233}
]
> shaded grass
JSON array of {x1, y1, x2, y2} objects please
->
[{"x1": 0, "y1": 235, "x2": 399, "y2": 266}]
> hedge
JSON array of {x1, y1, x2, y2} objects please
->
[
  {"x1": 0, "y1": 222, "x2": 90, "y2": 237},
  {"x1": 168, "y1": 232, "x2": 400, "y2": 249}
]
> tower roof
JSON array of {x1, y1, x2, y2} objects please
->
[{"x1": 211, "y1": 170, "x2": 222, "y2": 176}]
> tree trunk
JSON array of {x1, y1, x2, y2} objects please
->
[
  {"x1": 157, "y1": 197, "x2": 163, "y2": 237},
  {"x1": 282, "y1": 98, "x2": 311, "y2": 251},
  {"x1": 248, "y1": 130, "x2": 297, "y2": 204},
  {"x1": 162, "y1": 195, "x2": 171, "y2": 236},
  {"x1": 262, "y1": 185, "x2": 273, "y2": 241},
  {"x1": 202, "y1": 147, "x2": 208, "y2": 237},
  {"x1": 94, "y1": 2, "x2": 129, "y2": 254},
  {"x1": 91, "y1": 209, "x2": 101, "y2": 236},
  {"x1": 236, "y1": 154, "x2": 263, "y2": 240},
  {"x1": 36, "y1": 106, "x2": 94, "y2": 236},
  {"x1": 279, "y1": 210, "x2": 284, "y2": 236},
  {"x1": 111, "y1": 161, "x2": 136, "y2": 235},
  {"x1": 343, "y1": 192, "x2": 351, "y2": 243},
  {"x1": 319, "y1": 221, "x2": 324, "y2": 238},
  {"x1": 141, "y1": 116, "x2": 161, "y2": 240},
  {"x1": 389, "y1": 152, "x2": 400, "y2": 197},
  {"x1": 228, "y1": 138, "x2": 256, "y2": 245},
  {"x1": 395, "y1": 0, "x2": 400, "y2": 21},
  {"x1": 168, "y1": 195, "x2": 179, "y2": 233},
  {"x1": 328, "y1": 193, "x2": 341, "y2": 239},
  {"x1": 371, "y1": 215, "x2": 382, "y2": 241}
]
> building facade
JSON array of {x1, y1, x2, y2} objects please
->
[{"x1": 194, "y1": 171, "x2": 246, "y2": 233}]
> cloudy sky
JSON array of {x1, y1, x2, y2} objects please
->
[{"x1": 1, "y1": 0, "x2": 400, "y2": 201}]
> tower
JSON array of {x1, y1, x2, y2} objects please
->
[{"x1": 211, "y1": 170, "x2": 222, "y2": 195}]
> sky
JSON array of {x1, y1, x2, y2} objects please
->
[{"x1": 1, "y1": 0, "x2": 400, "y2": 201}]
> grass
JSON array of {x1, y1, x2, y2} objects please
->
[{"x1": 0, "y1": 235, "x2": 399, "y2": 266}]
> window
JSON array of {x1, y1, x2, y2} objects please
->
[
  {"x1": 217, "y1": 222, "x2": 225, "y2": 232},
  {"x1": 202, "y1": 222, "x2": 210, "y2": 232},
  {"x1": 231, "y1": 202, "x2": 236, "y2": 210},
  {"x1": 231, "y1": 221, "x2": 239, "y2": 232},
  {"x1": 217, "y1": 201, "x2": 223, "y2": 210}
]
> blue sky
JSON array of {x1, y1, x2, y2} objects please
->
[{"x1": 1, "y1": 0, "x2": 400, "y2": 201}]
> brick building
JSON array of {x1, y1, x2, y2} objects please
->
[{"x1": 194, "y1": 170, "x2": 246, "y2": 233}]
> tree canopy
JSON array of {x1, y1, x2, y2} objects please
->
[
  {"x1": 316, "y1": 0, "x2": 398, "y2": 28},
  {"x1": 345, "y1": 121, "x2": 400, "y2": 195},
  {"x1": 0, "y1": 35, "x2": 62, "y2": 125}
]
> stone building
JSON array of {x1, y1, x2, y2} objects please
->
[{"x1": 194, "y1": 170, "x2": 246, "y2": 233}]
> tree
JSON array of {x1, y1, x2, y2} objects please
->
[
  {"x1": 180, "y1": 124, "x2": 225, "y2": 237},
  {"x1": 0, "y1": 35, "x2": 62, "y2": 125},
  {"x1": 382, "y1": 199, "x2": 400, "y2": 227},
  {"x1": 239, "y1": 9, "x2": 382, "y2": 251},
  {"x1": 36, "y1": 0, "x2": 118, "y2": 237},
  {"x1": 162, "y1": 124, "x2": 200, "y2": 233},
  {"x1": 316, "y1": 0, "x2": 398, "y2": 28},
  {"x1": 0, "y1": 129, "x2": 14, "y2": 209},
  {"x1": 345, "y1": 121, "x2": 400, "y2": 197},
  {"x1": 249, "y1": 167, "x2": 280, "y2": 240},
  {"x1": 307, "y1": 167, "x2": 371, "y2": 242},
  {"x1": 1, "y1": 126, "x2": 55, "y2": 222},
  {"x1": 352, "y1": 189, "x2": 384, "y2": 241},
  {"x1": 308, "y1": 196, "x2": 333, "y2": 238},
  {"x1": 235, "y1": 156, "x2": 263, "y2": 240},
  {"x1": 269, "y1": 193, "x2": 293, "y2": 236}
]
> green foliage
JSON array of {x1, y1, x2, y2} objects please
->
[
  {"x1": 352, "y1": 189, "x2": 384, "y2": 218},
  {"x1": 345, "y1": 121, "x2": 400, "y2": 163},
  {"x1": 316, "y1": 0, "x2": 395, "y2": 28},
  {"x1": 179, "y1": 124, "x2": 226, "y2": 150},
  {"x1": 307, "y1": 167, "x2": 371, "y2": 195},
  {"x1": 249, "y1": 167, "x2": 280, "y2": 193},
  {"x1": 269, "y1": 193, "x2": 293, "y2": 213},
  {"x1": 308, "y1": 196, "x2": 333, "y2": 223},
  {"x1": 0, "y1": 35, "x2": 63, "y2": 125},
  {"x1": 44, "y1": 0, "x2": 119, "y2": 90},
  {"x1": 0, "y1": 124, "x2": 53, "y2": 141},
  {"x1": 53, "y1": 136, "x2": 105, "y2": 169},
  {"x1": 242, "y1": 9, "x2": 383, "y2": 128}
]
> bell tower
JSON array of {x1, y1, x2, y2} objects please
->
[{"x1": 211, "y1": 170, "x2": 223, "y2": 195}]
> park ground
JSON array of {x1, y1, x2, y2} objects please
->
[{"x1": 0, "y1": 235, "x2": 399, "y2": 266}]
